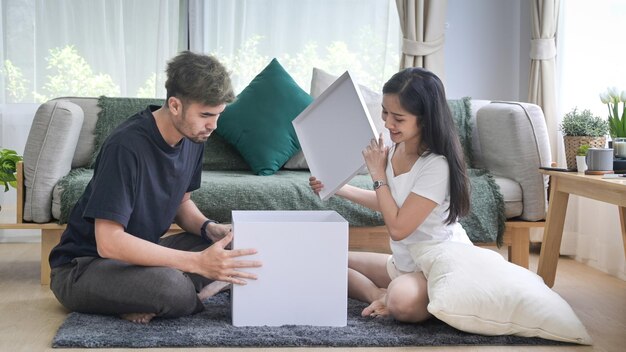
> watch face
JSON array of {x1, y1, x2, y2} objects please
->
[{"x1": 374, "y1": 180, "x2": 384, "y2": 189}]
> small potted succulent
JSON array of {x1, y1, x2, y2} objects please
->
[
  {"x1": 559, "y1": 108, "x2": 609, "y2": 170},
  {"x1": 575, "y1": 144, "x2": 589, "y2": 173}
]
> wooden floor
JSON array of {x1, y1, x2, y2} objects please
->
[{"x1": 0, "y1": 242, "x2": 624, "y2": 352}]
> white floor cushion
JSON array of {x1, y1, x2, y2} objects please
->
[{"x1": 410, "y1": 241, "x2": 592, "y2": 345}]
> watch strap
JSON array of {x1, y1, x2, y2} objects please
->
[
  {"x1": 373, "y1": 180, "x2": 387, "y2": 190},
  {"x1": 200, "y1": 219, "x2": 218, "y2": 242}
]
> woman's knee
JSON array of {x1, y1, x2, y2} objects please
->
[{"x1": 386, "y1": 273, "x2": 430, "y2": 323}]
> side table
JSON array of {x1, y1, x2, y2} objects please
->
[{"x1": 537, "y1": 170, "x2": 626, "y2": 287}]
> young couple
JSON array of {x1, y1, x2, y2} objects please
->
[{"x1": 49, "y1": 51, "x2": 469, "y2": 324}]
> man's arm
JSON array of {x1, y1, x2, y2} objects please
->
[
  {"x1": 94, "y1": 219, "x2": 260, "y2": 284},
  {"x1": 174, "y1": 192, "x2": 231, "y2": 242}
]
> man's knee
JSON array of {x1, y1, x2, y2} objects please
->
[{"x1": 150, "y1": 268, "x2": 204, "y2": 318}]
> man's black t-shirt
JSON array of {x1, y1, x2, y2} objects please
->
[{"x1": 49, "y1": 106, "x2": 204, "y2": 269}]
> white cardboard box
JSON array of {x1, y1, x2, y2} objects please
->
[
  {"x1": 292, "y1": 71, "x2": 378, "y2": 200},
  {"x1": 231, "y1": 210, "x2": 348, "y2": 327}
]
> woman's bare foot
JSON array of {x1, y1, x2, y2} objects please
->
[
  {"x1": 198, "y1": 280, "x2": 231, "y2": 301},
  {"x1": 120, "y1": 312, "x2": 156, "y2": 324},
  {"x1": 361, "y1": 294, "x2": 389, "y2": 318}
]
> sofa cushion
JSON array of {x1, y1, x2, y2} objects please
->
[
  {"x1": 90, "y1": 97, "x2": 165, "y2": 167},
  {"x1": 53, "y1": 168, "x2": 504, "y2": 245},
  {"x1": 216, "y1": 58, "x2": 313, "y2": 175},
  {"x1": 493, "y1": 176, "x2": 523, "y2": 219},
  {"x1": 53, "y1": 169, "x2": 384, "y2": 227},
  {"x1": 51, "y1": 97, "x2": 101, "y2": 168},
  {"x1": 477, "y1": 102, "x2": 551, "y2": 221},
  {"x1": 23, "y1": 100, "x2": 84, "y2": 222},
  {"x1": 410, "y1": 241, "x2": 592, "y2": 345},
  {"x1": 203, "y1": 133, "x2": 250, "y2": 171}
]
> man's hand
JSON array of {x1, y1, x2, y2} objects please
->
[
  {"x1": 197, "y1": 231, "x2": 261, "y2": 285},
  {"x1": 205, "y1": 222, "x2": 232, "y2": 242}
]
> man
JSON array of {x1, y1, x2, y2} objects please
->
[{"x1": 49, "y1": 51, "x2": 261, "y2": 324}]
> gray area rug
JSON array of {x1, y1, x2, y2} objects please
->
[{"x1": 52, "y1": 293, "x2": 568, "y2": 348}]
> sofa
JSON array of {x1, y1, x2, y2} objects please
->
[{"x1": 16, "y1": 65, "x2": 552, "y2": 284}]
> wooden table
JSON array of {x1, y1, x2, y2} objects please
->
[{"x1": 538, "y1": 170, "x2": 626, "y2": 287}]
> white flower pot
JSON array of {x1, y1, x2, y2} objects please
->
[{"x1": 576, "y1": 155, "x2": 587, "y2": 173}]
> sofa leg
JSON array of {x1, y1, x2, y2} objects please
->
[
  {"x1": 507, "y1": 226, "x2": 530, "y2": 269},
  {"x1": 41, "y1": 229, "x2": 63, "y2": 285}
]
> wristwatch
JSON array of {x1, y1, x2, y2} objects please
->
[
  {"x1": 200, "y1": 219, "x2": 218, "y2": 242},
  {"x1": 373, "y1": 180, "x2": 387, "y2": 190}
]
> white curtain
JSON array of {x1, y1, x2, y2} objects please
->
[
  {"x1": 189, "y1": 0, "x2": 400, "y2": 94},
  {"x1": 0, "y1": 0, "x2": 182, "y2": 103},
  {"x1": 528, "y1": 0, "x2": 559, "y2": 163},
  {"x1": 556, "y1": 0, "x2": 626, "y2": 281},
  {"x1": 0, "y1": 0, "x2": 182, "y2": 242},
  {"x1": 394, "y1": 0, "x2": 447, "y2": 81}
]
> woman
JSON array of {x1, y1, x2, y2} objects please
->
[{"x1": 310, "y1": 67, "x2": 470, "y2": 322}]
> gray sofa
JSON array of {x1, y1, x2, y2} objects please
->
[
  {"x1": 17, "y1": 81, "x2": 551, "y2": 283},
  {"x1": 23, "y1": 98, "x2": 551, "y2": 226}
]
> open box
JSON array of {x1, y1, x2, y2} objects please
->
[
  {"x1": 292, "y1": 71, "x2": 378, "y2": 200},
  {"x1": 231, "y1": 210, "x2": 348, "y2": 327}
]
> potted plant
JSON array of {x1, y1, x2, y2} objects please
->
[
  {"x1": 559, "y1": 107, "x2": 609, "y2": 170},
  {"x1": 575, "y1": 144, "x2": 589, "y2": 173},
  {"x1": 0, "y1": 148, "x2": 23, "y2": 192}
]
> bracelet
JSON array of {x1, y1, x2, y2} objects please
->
[{"x1": 200, "y1": 219, "x2": 218, "y2": 242}]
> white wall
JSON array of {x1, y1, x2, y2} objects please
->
[{"x1": 445, "y1": 0, "x2": 530, "y2": 101}]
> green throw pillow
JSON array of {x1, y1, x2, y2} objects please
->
[{"x1": 216, "y1": 58, "x2": 313, "y2": 175}]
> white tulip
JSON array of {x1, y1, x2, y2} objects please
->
[{"x1": 599, "y1": 91, "x2": 611, "y2": 104}]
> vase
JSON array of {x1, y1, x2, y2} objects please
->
[{"x1": 613, "y1": 137, "x2": 626, "y2": 159}]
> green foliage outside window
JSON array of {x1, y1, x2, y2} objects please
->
[{"x1": 2, "y1": 28, "x2": 396, "y2": 103}]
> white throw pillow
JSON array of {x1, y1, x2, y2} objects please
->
[
  {"x1": 284, "y1": 67, "x2": 387, "y2": 171},
  {"x1": 409, "y1": 241, "x2": 592, "y2": 345}
]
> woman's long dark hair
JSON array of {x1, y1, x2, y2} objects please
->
[{"x1": 382, "y1": 67, "x2": 470, "y2": 224}]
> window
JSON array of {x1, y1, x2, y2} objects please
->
[
  {"x1": 1, "y1": 0, "x2": 399, "y2": 103},
  {"x1": 0, "y1": 0, "x2": 183, "y2": 103},
  {"x1": 190, "y1": 0, "x2": 400, "y2": 93},
  {"x1": 557, "y1": 0, "x2": 626, "y2": 122}
]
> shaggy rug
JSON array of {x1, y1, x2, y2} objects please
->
[{"x1": 52, "y1": 293, "x2": 569, "y2": 348}]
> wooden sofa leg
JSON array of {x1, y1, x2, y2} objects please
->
[
  {"x1": 507, "y1": 226, "x2": 530, "y2": 269},
  {"x1": 41, "y1": 229, "x2": 63, "y2": 285}
]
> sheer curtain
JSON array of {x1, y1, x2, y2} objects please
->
[
  {"x1": 189, "y1": 0, "x2": 400, "y2": 94},
  {"x1": 0, "y1": 0, "x2": 183, "y2": 242},
  {"x1": 556, "y1": 0, "x2": 626, "y2": 280},
  {"x1": 0, "y1": 0, "x2": 183, "y2": 104}
]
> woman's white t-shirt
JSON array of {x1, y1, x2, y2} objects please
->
[{"x1": 386, "y1": 145, "x2": 471, "y2": 272}]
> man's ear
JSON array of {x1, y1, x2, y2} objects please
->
[{"x1": 168, "y1": 96, "x2": 182, "y2": 115}]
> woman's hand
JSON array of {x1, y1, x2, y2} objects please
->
[
  {"x1": 362, "y1": 133, "x2": 389, "y2": 180},
  {"x1": 309, "y1": 176, "x2": 324, "y2": 195}
]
